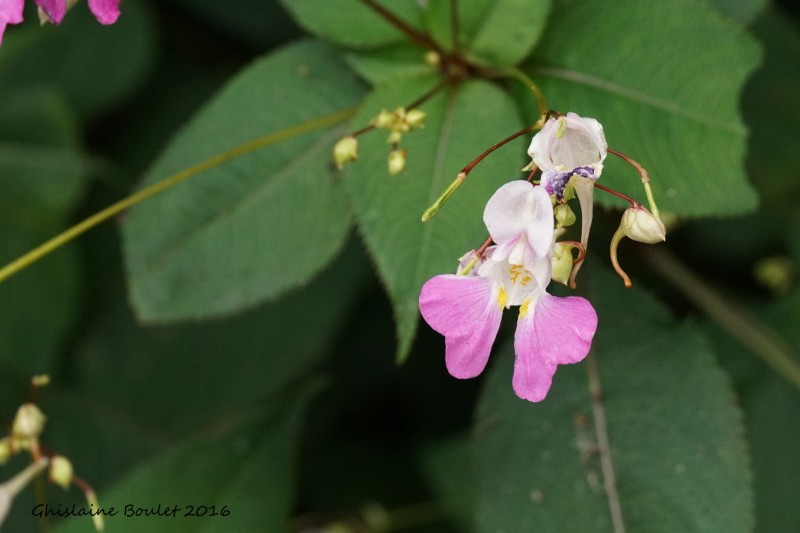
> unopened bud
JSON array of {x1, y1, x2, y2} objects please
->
[
  {"x1": 551, "y1": 243, "x2": 574, "y2": 285},
  {"x1": 405, "y1": 109, "x2": 426, "y2": 129},
  {"x1": 554, "y1": 203, "x2": 576, "y2": 227},
  {"x1": 32, "y1": 375, "x2": 50, "y2": 388},
  {"x1": 332, "y1": 136, "x2": 358, "y2": 169},
  {"x1": 12, "y1": 403, "x2": 46, "y2": 439},
  {"x1": 621, "y1": 204, "x2": 666, "y2": 243},
  {"x1": 388, "y1": 150, "x2": 407, "y2": 176},
  {"x1": 0, "y1": 438, "x2": 11, "y2": 465},
  {"x1": 371, "y1": 109, "x2": 394, "y2": 129},
  {"x1": 424, "y1": 51, "x2": 441, "y2": 67},
  {"x1": 49, "y1": 455, "x2": 74, "y2": 489}
]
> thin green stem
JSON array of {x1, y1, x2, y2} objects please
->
[
  {"x1": 644, "y1": 247, "x2": 800, "y2": 392},
  {"x1": 608, "y1": 148, "x2": 659, "y2": 217},
  {"x1": 483, "y1": 66, "x2": 547, "y2": 121},
  {"x1": 360, "y1": 0, "x2": 444, "y2": 54},
  {"x1": 0, "y1": 108, "x2": 356, "y2": 285}
]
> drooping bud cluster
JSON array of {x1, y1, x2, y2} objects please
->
[
  {"x1": 0, "y1": 376, "x2": 105, "y2": 531},
  {"x1": 332, "y1": 106, "x2": 427, "y2": 176}
]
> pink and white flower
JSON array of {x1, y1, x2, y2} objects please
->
[
  {"x1": 0, "y1": 0, "x2": 121, "y2": 45},
  {"x1": 528, "y1": 112, "x2": 607, "y2": 285},
  {"x1": 419, "y1": 181, "x2": 597, "y2": 402}
]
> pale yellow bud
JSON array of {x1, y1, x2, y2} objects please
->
[
  {"x1": 332, "y1": 136, "x2": 358, "y2": 169},
  {"x1": 621, "y1": 205, "x2": 666, "y2": 244},
  {"x1": 371, "y1": 109, "x2": 395, "y2": 129},
  {"x1": 405, "y1": 109, "x2": 426, "y2": 129},
  {"x1": 31, "y1": 375, "x2": 50, "y2": 388},
  {"x1": 12, "y1": 403, "x2": 46, "y2": 439},
  {"x1": 388, "y1": 150, "x2": 407, "y2": 176},
  {"x1": 49, "y1": 455, "x2": 74, "y2": 489},
  {"x1": 424, "y1": 51, "x2": 441, "y2": 67},
  {"x1": 86, "y1": 490, "x2": 105, "y2": 531}
]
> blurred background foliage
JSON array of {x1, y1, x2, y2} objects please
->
[{"x1": 0, "y1": 0, "x2": 799, "y2": 532}]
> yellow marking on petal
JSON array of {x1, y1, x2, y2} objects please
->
[
  {"x1": 508, "y1": 264, "x2": 532, "y2": 287},
  {"x1": 519, "y1": 299, "x2": 531, "y2": 319},
  {"x1": 556, "y1": 117, "x2": 567, "y2": 138},
  {"x1": 497, "y1": 287, "x2": 508, "y2": 309}
]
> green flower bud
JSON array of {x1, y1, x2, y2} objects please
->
[
  {"x1": 554, "y1": 203, "x2": 576, "y2": 227},
  {"x1": 550, "y1": 242, "x2": 574, "y2": 285}
]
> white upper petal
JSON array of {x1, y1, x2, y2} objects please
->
[
  {"x1": 484, "y1": 182, "x2": 554, "y2": 259},
  {"x1": 527, "y1": 112, "x2": 607, "y2": 174}
]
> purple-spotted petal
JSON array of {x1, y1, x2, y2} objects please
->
[
  {"x1": 88, "y1": 0, "x2": 121, "y2": 24},
  {"x1": 512, "y1": 293, "x2": 597, "y2": 402},
  {"x1": 35, "y1": 0, "x2": 66, "y2": 24},
  {"x1": 419, "y1": 274, "x2": 502, "y2": 379},
  {"x1": 484, "y1": 181, "x2": 553, "y2": 258},
  {"x1": 0, "y1": 0, "x2": 24, "y2": 46}
]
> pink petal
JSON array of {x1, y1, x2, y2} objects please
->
[
  {"x1": 419, "y1": 274, "x2": 502, "y2": 379},
  {"x1": 0, "y1": 0, "x2": 24, "y2": 46},
  {"x1": 512, "y1": 294, "x2": 597, "y2": 402},
  {"x1": 34, "y1": 0, "x2": 66, "y2": 24},
  {"x1": 88, "y1": 0, "x2": 120, "y2": 24}
]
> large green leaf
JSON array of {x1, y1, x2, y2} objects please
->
[
  {"x1": 56, "y1": 385, "x2": 320, "y2": 533},
  {"x1": 343, "y1": 75, "x2": 526, "y2": 360},
  {"x1": 524, "y1": 0, "x2": 761, "y2": 217},
  {"x1": 122, "y1": 41, "x2": 366, "y2": 322},
  {"x1": 474, "y1": 268, "x2": 753, "y2": 532}
]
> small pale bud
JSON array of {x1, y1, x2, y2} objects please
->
[
  {"x1": 554, "y1": 203, "x2": 576, "y2": 227},
  {"x1": 424, "y1": 50, "x2": 441, "y2": 67},
  {"x1": 12, "y1": 403, "x2": 46, "y2": 439},
  {"x1": 49, "y1": 455, "x2": 74, "y2": 489},
  {"x1": 332, "y1": 136, "x2": 358, "y2": 169},
  {"x1": 621, "y1": 205, "x2": 666, "y2": 244},
  {"x1": 371, "y1": 109, "x2": 394, "y2": 129},
  {"x1": 405, "y1": 109, "x2": 426, "y2": 129},
  {"x1": 388, "y1": 150, "x2": 407, "y2": 176},
  {"x1": 32, "y1": 375, "x2": 51, "y2": 388},
  {"x1": 550, "y1": 243, "x2": 574, "y2": 285},
  {"x1": 387, "y1": 130, "x2": 403, "y2": 144},
  {"x1": 0, "y1": 438, "x2": 11, "y2": 465}
]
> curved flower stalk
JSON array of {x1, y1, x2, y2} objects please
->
[
  {"x1": 528, "y1": 112, "x2": 607, "y2": 287},
  {"x1": 0, "y1": 0, "x2": 121, "y2": 45},
  {"x1": 419, "y1": 182, "x2": 597, "y2": 402}
]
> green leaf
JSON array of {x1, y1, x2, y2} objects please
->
[
  {"x1": 343, "y1": 75, "x2": 526, "y2": 361},
  {"x1": 78, "y1": 239, "x2": 368, "y2": 436},
  {"x1": 474, "y1": 268, "x2": 753, "y2": 532},
  {"x1": 122, "y1": 41, "x2": 366, "y2": 322},
  {"x1": 346, "y1": 44, "x2": 434, "y2": 86},
  {"x1": 461, "y1": 0, "x2": 551, "y2": 66},
  {"x1": 55, "y1": 384, "x2": 321, "y2": 533},
  {"x1": 0, "y1": 1, "x2": 157, "y2": 118},
  {"x1": 525, "y1": 0, "x2": 761, "y2": 217},
  {"x1": 279, "y1": 0, "x2": 424, "y2": 49},
  {"x1": 706, "y1": 0, "x2": 766, "y2": 25}
]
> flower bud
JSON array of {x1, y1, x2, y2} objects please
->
[
  {"x1": 49, "y1": 455, "x2": 74, "y2": 489},
  {"x1": 621, "y1": 204, "x2": 666, "y2": 244},
  {"x1": 332, "y1": 136, "x2": 358, "y2": 169},
  {"x1": 0, "y1": 438, "x2": 11, "y2": 465},
  {"x1": 86, "y1": 490, "x2": 105, "y2": 532},
  {"x1": 371, "y1": 109, "x2": 395, "y2": 129},
  {"x1": 388, "y1": 150, "x2": 407, "y2": 176},
  {"x1": 551, "y1": 242, "x2": 574, "y2": 285},
  {"x1": 554, "y1": 203, "x2": 576, "y2": 227},
  {"x1": 12, "y1": 403, "x2": 46, "y2": 439},
  {"x1": 405, "y1": 109, "x2": 426, "y2": 129}
]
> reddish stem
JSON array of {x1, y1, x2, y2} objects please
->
[
  {"x1": 360, "y1": 0, "x2": 445, "y2": 54},
  {"x1": 608, "y1": 147, "x2": 649, "y2": 183},
  {"x1": 595, "y1": 183, "x2": 637, "y2": 205},
  {"x1": 460, "y1": 124, "x2": 538, "y2": 177}
]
